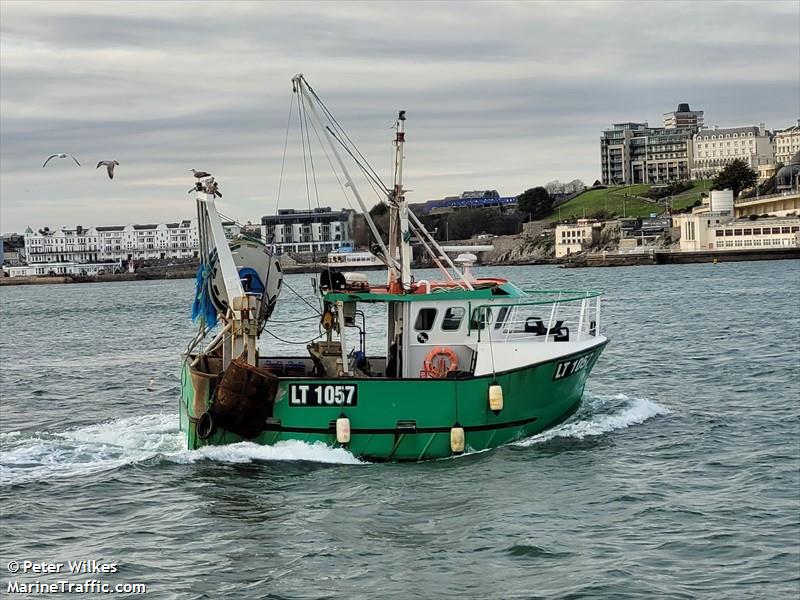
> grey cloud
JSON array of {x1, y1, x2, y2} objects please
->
[{"x1": 1, "y1": 1, "x2": 798, "y2": 232}]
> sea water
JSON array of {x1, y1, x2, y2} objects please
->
[{"x1": 1, "y1": 261, "x2": 798, "y2": 598}]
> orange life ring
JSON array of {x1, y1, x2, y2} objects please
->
[{"x1": 423, "y1": 346, "x2": 459, "y2": 379}]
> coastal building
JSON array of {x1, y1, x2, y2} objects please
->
[
  {"x1": 663, "y1": 103, "x2": 704, "y2": 130},
  {"x1": 22, "y1": 220, "x2": 242, "y2": 266},
  {"x1": 618, "y1": 216, "x2": 672, "y2": 249},
  {"x1": 260, "y1": 207, "x2": 353, "y2": 254},
  {"x1": 1, "y1": 234, "x2": 25, "y2": 266},
  {"x1": 2, "y1": 241, "x2": 20, "y2": 266},
  {"x1": 774, "y1": 120, "x2": 800, "y2": 165},
  {"x1": 673, "y1": 189, "x2": 800, "y2": 251},
  {"x1": 555, "y1": 219, "x2": 601, "y2": 257},
  {"x1": 691, "y1": 125, "x2": 775, "y2": 180},
  {"x1": 600, "y1": 121, "x2": 694, "y2": 185}
]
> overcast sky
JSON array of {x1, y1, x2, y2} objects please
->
[{"x1": 1, "y1": 0, "x2": 798, "y2": 233}]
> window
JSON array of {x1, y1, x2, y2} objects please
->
[
  {"x1": 724, "y1": 230, "x2": 733, "y2": 237},
  {"x1": 494, "y1": 307, "x2": 510, "y2": 330},
  {"x1": 743, "y1": 229, "x2": 752, "y2": 235},
  {"x1": 441, "y1": 307, "x2": 465, "y2": 331},
  {"x1": 752, "y1": 228, "x2": 761, "y2": 235},
  {"x1": 414, "y1": 309, "x2": 437, "y2": 331},
  {"x1": 734, "y1": 229, "x2": 742, "y2": 236},
  {"x1": 470, "y1": 307, "x2": 492, "y2": 330},
  {"x1": 781, "y1": 227, "x2": 790, "y2": 234},
  {"x1": 772, "y1": 228, "x2": 781, "y2": 234}
]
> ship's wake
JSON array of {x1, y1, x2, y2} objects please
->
[
  {"x1": 0, "y1": 414, "x2": 362, "y2": 486},
  {"x1": 1, "y1": 393, "x2": 669, "y2": 485},
  {"x1": 514, "y1": 392, "x2": 670, "y2": 447}
]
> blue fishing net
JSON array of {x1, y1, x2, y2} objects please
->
[{"x1": 191, "y1": 264, "x2": 218, "y2": 329}]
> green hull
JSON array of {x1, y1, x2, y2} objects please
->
[{"x1": 179, "y1": 342, "x2": 607, "y2": 461}]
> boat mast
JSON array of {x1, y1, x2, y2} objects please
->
[
  {"x1": 195, "y1": 192, "x2": 259, "y2": 368},
  {"x1": 291, "y1": 75, "x2": 397, "y2": 275},
  {"x1": 392, "y1": 111, "x2": 412, "y2": 290}
]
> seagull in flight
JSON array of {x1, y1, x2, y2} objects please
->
[
  {"x1": 96, "y1": 160, "x2": 119, "y2": 179},
  {"x1": 190, "y1": 169, "x2": 212, "y2": 179},
  {"x1": 43, "y1": 153, "x2": 80, "y2": 168}
]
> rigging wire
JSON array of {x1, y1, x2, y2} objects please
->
[
  {"x1": 283, "y1": 278, "x2": 321, "y2": 315},
  {"x1": 263, "y1": 329, "x2": 325, "y2": 345},
  {"x1": 326, "y1": 127, "x2": 390, "y2": 199},
  {"x1": 304, "y1": 81, "x2": 388, "y2": 191},
  {"x1": 298, "y1": 92, "x2": 325, "y2": 272},
  {"x1": 274, "y1": 92, "x2": 296, "y2": 217},
  {"x1": 269, "y1": 313, "x2": 322, "y2": 324}
]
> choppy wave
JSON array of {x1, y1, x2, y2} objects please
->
[
  {"x1": 514, "y1": 393, "x2": 670, "y2": 447},
  {"x1": 0, "y1": 414, "x2": 362, "y2": 486}
]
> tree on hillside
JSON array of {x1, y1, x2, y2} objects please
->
[
  {"x1": 711, "y1": 159, "x2": 757, "y2": 198},
  {"x1": 544, "y1": 180, "x2": 564, "y2": 195},
  {"x1": 566, "y1": 179, "x2": 586, "y2": 194},
  {"x1": 517, "y1": 187, "x2": 553, "y2": 220}
]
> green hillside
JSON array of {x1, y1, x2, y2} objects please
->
[{"x1": 550, "y1": 180, "x2": 711, "y2": 221}]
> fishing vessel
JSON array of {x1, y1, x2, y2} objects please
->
[{"x1": 180, "y1": 75, "x2": 608, "y2": 461}]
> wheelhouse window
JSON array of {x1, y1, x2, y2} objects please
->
[
  {"x1": 414, "y1": 308, "x2": 437, "y2": 331},
  {"x1": 470, "y1": 307, "x2": 492, "y2": 330},
  {"x1": 494, "y1": 306, "x2": 510, "y2": 330},
  {"x1": 441, "y1": 307, "x2": 465, "y2": 331}
]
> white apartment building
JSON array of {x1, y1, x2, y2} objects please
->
[
  {"x1": 261, "y1": 207, "x2": 353, "y2": 253},
  {"x1": 555, "y1": 219, "x2": 601, "y2": 258},
  {"x1": 23, "y1": 220, "x2": 242, "y2": 265},
  {"x1": 672, "y1": 190, "x2": 800, "y2": 251},
  {"x1": 691, "y1": 125, "x2": 775, "y2": 180},
  {"x1": 775, "y1": 120, "x2": 800, "y2": 165}
]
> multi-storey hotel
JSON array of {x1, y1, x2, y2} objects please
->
[
  {"x1": 600, "y1": 122, "x2": 695, "y2": 185},
  {"x1": 691, "y1": 125, "x2": 775, "y2": 180},
  {"x1": 21, "y1": 220, "x2": 241, "y2": 265},
  {"x1": 260, "y1": 207, "x2": 353, "y2": 254},
  {"x1": 600, "y1": 103, "x2": 704, "y2": 185}
]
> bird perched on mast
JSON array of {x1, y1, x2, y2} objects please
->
[
  {"x1": 204, "y1": 177, "x2": 222, "y2": 198},
  {"x1": 190, "y1": 168, "x2": 212, "y2": 179},
  {"x1": 96, "y1": 160, "x2": 119, "y2": 179},
  {"x1": 43, "y1": 153, "x2": 80, "y2": 168}
]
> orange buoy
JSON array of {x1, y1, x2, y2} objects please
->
[{"x1": 423, "y1": 347, "x2": 459, "y2": 379}]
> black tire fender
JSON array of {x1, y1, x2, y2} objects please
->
[{"x1": 196, "y1": 412, "x2": 215, "y2": 440}]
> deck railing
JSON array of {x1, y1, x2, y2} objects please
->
[{"x1": 470, "y1": 290, "x2": 602, "y2": 344}]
